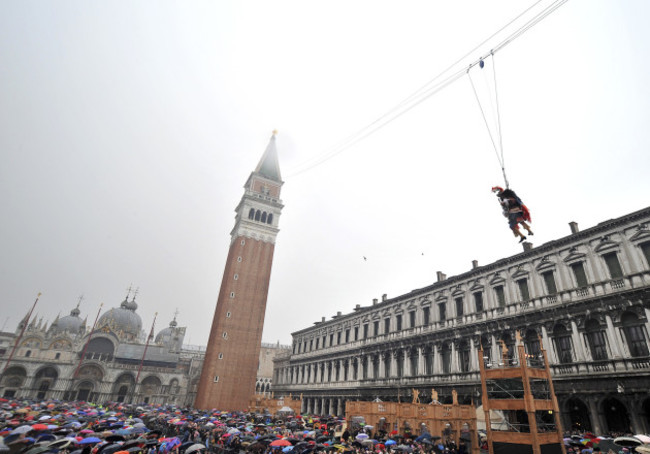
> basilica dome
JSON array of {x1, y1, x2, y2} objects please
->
[
  {"x1": 155, "y1": 318, "x2": 178, "y2": 346},
  {"x1": 50, "y1": 306, "x2": 84, "y2": 334},
  {"x1": 97, "y1": 298, "x2": 142, "y2": 337}
]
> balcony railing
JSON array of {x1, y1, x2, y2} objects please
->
[{"x1": 290, "y1": 275, "x2": 642, "y2": 359}]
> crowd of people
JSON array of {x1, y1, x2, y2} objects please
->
[
  {"x1": 0, "y1": 398, "x2": 646, "y2": 454},
  {"x1": 0, "y1": 398, "x2": 465, "y2": 454}
]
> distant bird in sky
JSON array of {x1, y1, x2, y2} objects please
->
[{"x1": 363, "y1": 256, "x2": 367, "y2": 261}]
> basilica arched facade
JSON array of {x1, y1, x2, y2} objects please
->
[{"x1": 0, "y1": 296, "x2": 202, "y2": 406}]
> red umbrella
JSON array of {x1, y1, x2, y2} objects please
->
[
  {"x1": 270, "y1": 439, "x2": 292, "y2": 447},
  {"x1": 31, "y1": 424, "x2": 49, "y2": 431}
]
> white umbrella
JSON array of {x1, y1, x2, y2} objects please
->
[
  {"x1": 355, "y1": 434, "x2": 369, "y2": 440},
  {"x1": 227, "y1": 428, "x2": 240, "y2": 435},
  {"x1": 635, "y1": 434, "x2": 650, "y2": 444},
  {"x1": 185, "y1": 444, "x2": 206, "y2": 454},
  {"x1": 11, "y1": 426, "x2": 33, "y2": 435}
]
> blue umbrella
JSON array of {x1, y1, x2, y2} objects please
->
[
  {"x1": 36, "y1": 434, "x2": 56, "y2": 442},
  {"x1": 385, "y1": 440, "x2": 397, "y2": 446},
  {"x1": 78, "y1": 438, "x2": 102, "y2": 445},
  {"x1": 282, "y1": 447, "x2": 294, "y2": 453}
]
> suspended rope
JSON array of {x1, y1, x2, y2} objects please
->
[
  {"x1": 468, "y1": 53, "x2": 510, "y2": 189},
  {"x1": 285, "y1": 0, "x2": 569, "y2": 180}
]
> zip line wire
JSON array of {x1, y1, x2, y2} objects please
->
[
  {"x1": 285, "y1": 0, "x2": 569, "y2": 179},
  {"x1": 468, "y1": 53, "x2": 509, "y2": 189}
]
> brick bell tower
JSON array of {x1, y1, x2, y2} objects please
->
[{"x1": 195, "y1": 132, "x2": 283, "y2": 411}]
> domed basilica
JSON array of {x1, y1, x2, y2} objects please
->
[{"x1": 0, "y1": 294, "x2": 205, "y2": 405}]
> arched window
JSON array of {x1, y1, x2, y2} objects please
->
[
  {"x1": 396, "y1": 351, "x2": 404, "y2": 378},
  {"x1": 458, "y1": 341, "x2": 470, "y2": 372},
  {"x1": 500, "y1": 332, "x2": 516, "y2": 363},
  {"x1": 585, "y1": 319, "x2": 608, "y2": 360},
  {"x1": 424, "y1": 346, "x2": 434, "y2": 375},
  {"x1": 255, "y1": 210, "x2": 261, "y2": 221},
  {"x1": 553, "y1": 323, "x2": 573, "y2": 364},
  {"x1": 639, "y1": 241, "x2": 650, "y2": 267},
  {"x1": 409, "y1": 349, "x2": 418, "y2": 376},
  {"x1": 25, "y1": 350, "x2": 31, "y2": 357},
  {"x1": 524, "y1": 329, "x2": 541, "y2": 358},
  {"x1": 248, "y1": 208, "x2": 255, "y2": 219},
  {"x1": 261, "y1": 212, "x2": 267, "y2": 223},
  {"x1": 86, "y1": 337, "x2": 115, "y2": 358},
  {"x1": 480, "y1": 335, "x2": 491, "y2": 365},
  {"x1": 441, "y1": 342, "x2": 452, "y2": 374},
  {"x1": 621, "y1": 312, "x2": 649, "y2": 357},
  {"x1": 267, "y1": 213, "x2": 273, "y2": 224}
]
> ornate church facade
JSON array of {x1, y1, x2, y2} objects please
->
[
  {"x1": 0, "y1": 295, "x2": 289, "y2": 405},
  {"x1": 0, "y1": 295, "x2": 200, "y2": 405},
  {"x1": 272, "y1": 206, "x2": 650, "y2": 435}
]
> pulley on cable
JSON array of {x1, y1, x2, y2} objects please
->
[{"x1": 468, "y1": 53, "x2": 534, "y2": 244}]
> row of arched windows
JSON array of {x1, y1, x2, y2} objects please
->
[
  {"x1": 281, "y1": 310, "x2": 649, "y2": 385},
  {"x1": 248, "y1": 208, "x2": 273, "y2": 225}
]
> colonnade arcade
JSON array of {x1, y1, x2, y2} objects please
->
[{"x1": 276, "y1": 308, "x2": 647, "y2": 388}]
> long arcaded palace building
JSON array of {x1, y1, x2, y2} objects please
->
[{"x1": 272, "y1": 206, "x2": 650, "y2": 436}]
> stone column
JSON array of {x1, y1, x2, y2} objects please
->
[
  {"x1": 450, "y1": 341, "x2": 458, "y2": 373},
  {"x1": 541, "y1": 326, "x2": 558, "y2": 364},
  {"x1": 403, "y1": 349, "x2": 411, "y2": 377},
  {"x1": 417, "y1": 346, "x2": 425, "y2": 375},
  {"x1": 628, "y1": 396, "x2": 644, "y2": 434},
  {"x1": 490, "y1": 334, "x2": 500, "y2": 365},
  {"x1": 469, "y1": 336, "x2": 479, "y2": 371},
  {"x1": 586, "y1": 396, "x2": 603, "y2": 435},
  {"x1": 434, "y1": 343, "x2": 442, "y2": 373},
  {"x1": 605, "y1": 314, "x2": 624, "y2": 358},
  {"x1": 570, "y1": 320, "x2": 587, "y2": 362}
]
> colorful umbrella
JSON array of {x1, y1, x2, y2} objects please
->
[{"x1": 78, "y1": 438, "x2": 102, "y2": 445}]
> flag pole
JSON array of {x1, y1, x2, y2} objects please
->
[
  {"x1": 132, "y1": 312, "x2": 157, "y2": 403},
  {"x1": 2, "y1": 293, "x2": 41, "y2": 374}
]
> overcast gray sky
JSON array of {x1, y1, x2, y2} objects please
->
[{"x1": 2, "y1": 0, "x2": 649, "y2": 347}]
